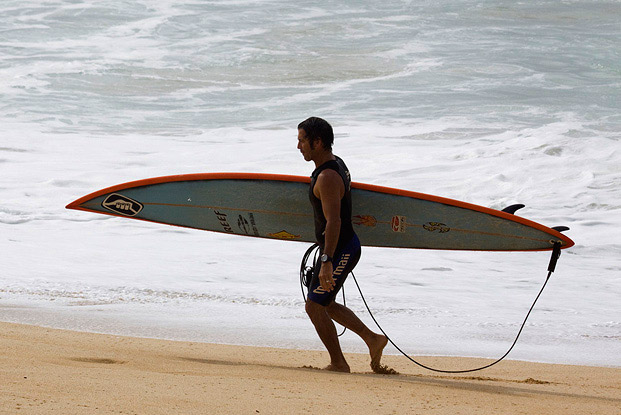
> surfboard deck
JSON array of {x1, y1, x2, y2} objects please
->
[{"x1": 66, "y1": 173, "x2": 574, "y2": 251}]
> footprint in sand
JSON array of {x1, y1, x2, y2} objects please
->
[{"x1": 69, "y1": 357, "x2": 125, "y2": 365}]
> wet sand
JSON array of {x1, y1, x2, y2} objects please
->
[{"x1": 1, "y1": 321, "x2": 619, "y2": 414}]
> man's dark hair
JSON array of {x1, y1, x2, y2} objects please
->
[{"x1": 298, "y1": 117, "x2": 334, "y2": 150}]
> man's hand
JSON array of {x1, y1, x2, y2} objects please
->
[{"x1": 319, "y1": 261, "x2": 336, "y2": 292}]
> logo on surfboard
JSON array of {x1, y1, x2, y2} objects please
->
[
  {"x1": 353, "y1": 215, "x2": 377, "y2": 227},
  {"x1": 391, "y1": 215, "x2": 407, "y2": 233},
  {"x1": 237, "y1": 214, "x2": 260, "y2": 237},
  {"x1": 268, "y1": 230, "x2": 300, "y2": 240},
  {"x1": 214, "y1": 210, "x2": 233, "y2": 233},
  {"x1": 423, "y1": 222, "x2": 451, "y2": 233},
  {"x1": 238, "y1": 215, "x2": 250, "y2": 234},
  {"x1": 102, "y1": 194, "x2": 143, "y2": 216}
]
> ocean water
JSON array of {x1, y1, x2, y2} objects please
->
[{"x1": 1, "y1": 0, "x2": 620, "y2": 368}]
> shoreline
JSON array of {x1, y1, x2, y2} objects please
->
[
  {"x1": 1, "y1": 313, "x2": 618, "y2": 370},
  {"x1": 2, "y1": 321, "x2": 620, "y2": 414},
  {"x1": 2, "y1": 299, "x2": 617, "y2": 369}
]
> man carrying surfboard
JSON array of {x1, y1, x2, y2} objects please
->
[{"x1": 297, "y1": 117, "x2": 390, "y2": 373}]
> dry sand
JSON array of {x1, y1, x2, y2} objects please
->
[{"x1": 1, "y1": 321, "x2": 619, "y2": 414}]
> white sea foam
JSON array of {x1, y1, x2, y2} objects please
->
[{"x1": 1, "y1": 0, "x2": 620, "y2": 367}]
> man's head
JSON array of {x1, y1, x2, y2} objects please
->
[{"x1": 297, "y1": 117, "x2": 334, "y2": 151}]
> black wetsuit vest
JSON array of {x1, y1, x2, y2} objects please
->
[{"x1": 309, "y1": 156, "x2": 355, "y2": 253}]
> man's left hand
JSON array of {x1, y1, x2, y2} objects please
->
[{"x1": 319, "y1": 262, "x2": 336, "y2": 292}]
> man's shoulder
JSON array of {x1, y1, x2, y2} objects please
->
[
  {"x1": 315, "y1": 168, "x2": 345, "y2": 198},
  {"x1": 316, "y1": 167, "x2": 342, "y2": 183}
]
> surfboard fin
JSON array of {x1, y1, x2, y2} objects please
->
[
  {"x1": 501, "y1": 204, "x2": 525, "y2": 214},
  {"x1": 551, "y1": 226, "x2": 570, "y2": 233}
]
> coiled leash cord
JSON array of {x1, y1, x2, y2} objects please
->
[
  {"x1": 300, "y1": 243, "x2": 348, "y2": 336},
  {"x1": 299, "y1": 242, "x2": 563, "y2": 373}
]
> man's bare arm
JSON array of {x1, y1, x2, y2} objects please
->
[{"x1": 314, "y1": 169, "x2": 344, "y2": 291}]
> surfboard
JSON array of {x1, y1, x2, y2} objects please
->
[{"x1": 66, "y1": 173, "x2": 574, "y2": 251}]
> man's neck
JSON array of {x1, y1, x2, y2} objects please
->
[{"x1": 313, "y1": 151, "x2": 335, "y2": 168}]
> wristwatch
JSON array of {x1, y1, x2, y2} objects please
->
[{"x1": 320, "y1": 253, "x2": 332, "y2": 263}]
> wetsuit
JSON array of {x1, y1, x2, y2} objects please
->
[{"x1": 307, "y1": 156, "x2": 361, "y2": 306}]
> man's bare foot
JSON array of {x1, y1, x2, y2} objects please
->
[
  {"x1": 371, "y1": 362, "x2": 399, "y2": 375},
  {"x1": 324, "y1": 363, "x2": 350, "y2": 373},
  {"x1": 369, "y1": 334, "x2": 388, "y2": 369},
  {"x1": 368, "y1": 335, "x2": 398, "y2": 374}
]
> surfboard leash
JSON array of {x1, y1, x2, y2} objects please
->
[
  {"x1": 300, "y1": 243, "x2": 347, "y2": 337},
  {"x1": 300, "y1": 242, "x2": 563, "y2": 373}
]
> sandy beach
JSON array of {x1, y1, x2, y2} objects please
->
[{"x1": 1, "y1": 321, "x2": 619, "y2": 414}]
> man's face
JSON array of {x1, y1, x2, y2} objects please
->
[{"x1": 297, "y1": 128, "x2": 315, "y2": 162}]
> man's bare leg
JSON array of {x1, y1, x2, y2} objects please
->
[
  {"x1": 305, "y1": 300, "x2": 350, "y2": 372},
  {"x1": 326, "y1": 301, "x2": 389, "y2": 371}
]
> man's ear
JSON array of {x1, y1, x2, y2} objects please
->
[{"x1": 310, "y1": 137, "x2": 323, "y2": 150}]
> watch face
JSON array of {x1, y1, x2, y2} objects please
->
[{"x1": 321, "y1": 254, "x2": 329, "y2": 262}]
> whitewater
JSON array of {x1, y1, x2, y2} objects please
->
[{"x1": 1, "y1": 0, "x2": 619, "y2": 367}]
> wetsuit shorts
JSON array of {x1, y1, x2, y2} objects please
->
[{"x1": 307, "y1": 234, "x2": 361, "y2": 306}]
